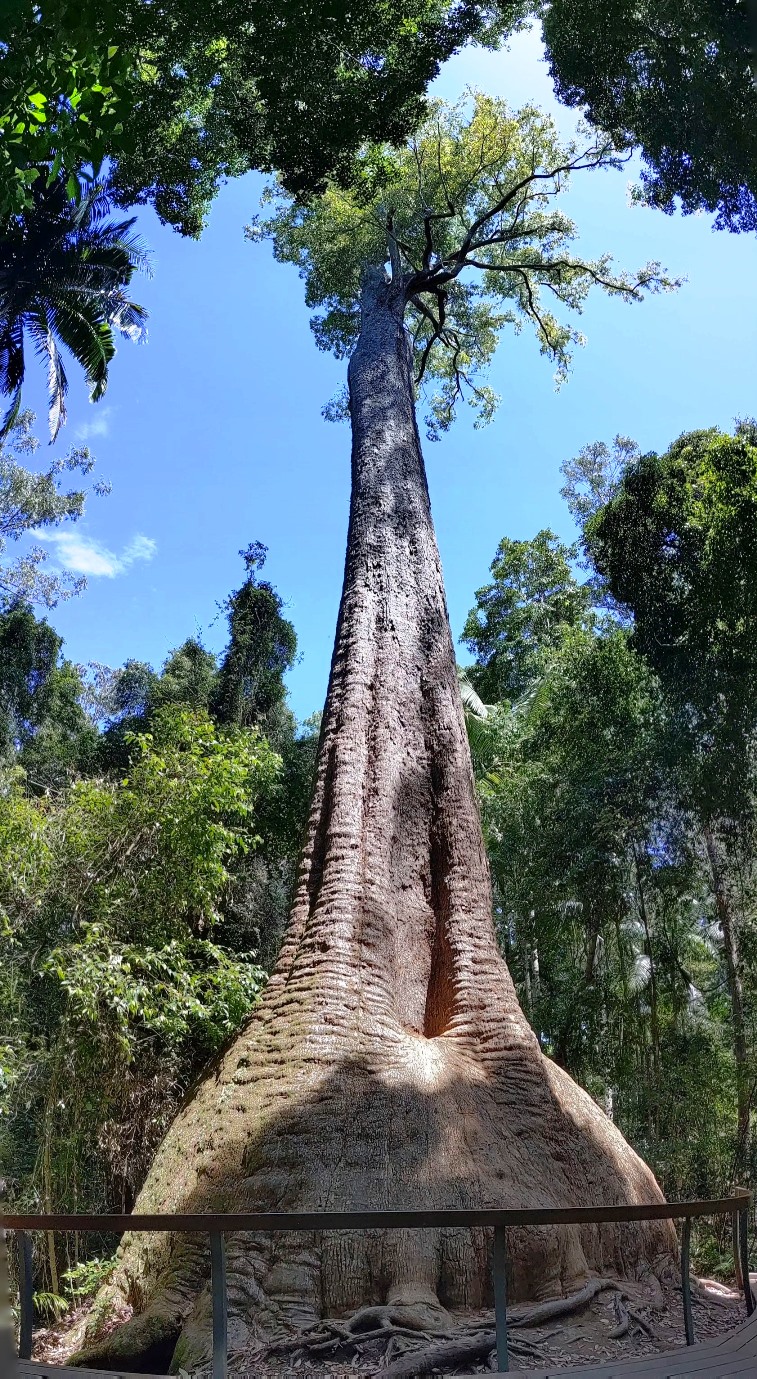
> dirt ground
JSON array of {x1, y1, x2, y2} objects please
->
[{"x1": 32, "y1": 1276, "x2": 749, "y2": 1376}]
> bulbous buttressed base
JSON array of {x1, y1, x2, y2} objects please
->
[{"x1": 73, "y1": 987, "x2": 675, "y2": 1374}]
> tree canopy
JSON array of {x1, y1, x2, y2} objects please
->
[
  {"x1": 577, "y1": 420, "x2": 757, "y2": 815},
  {"x1": 250, "y1": 92, "x2": 676, "y2": 436},
  {"x1": 0, "y1": 0, "x2": 531, "y2": 233},
  {"x1": 542, "y1": 0, "x2": 757, "y2": 232},
  {"x1": 462, "y1": 527, "x2": 592, "y2": 702}
]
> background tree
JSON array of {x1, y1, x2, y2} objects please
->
[
  {"x1": 0, "y1": 410, "x2": 108, "y2": 607},
  {"x1": 541, "y1": 0, "x2": 757, "y2": 232},
  {"x1": 572, "y1": 420, "x2": 757, "y2": 1176},
  {"x1": 74, "y1": 94, "x2": 677, "y2": 1376},
  {"x1": 0, "y1": 177, "x2": 148, "y2": 439},
  {"x1": 0, "y1": 705, "x2": 278, "y2": 1300},
  {"x1": 461, "y1": 527, "x2": 592, "y2": 702},
  {"x1": 94, "y1": 548, "x2": 315, "y2": 970},
  {"x1": 211, "y1": 542, "x2": 298, "y2": 740},
  {"x1": 0, "y1": 603, "x2": 97, "y2": 790},
  {"x1": 0, "y1": 0, "x2": 529, "y2": 231}
]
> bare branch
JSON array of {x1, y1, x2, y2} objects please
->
[
  {"x1": 417, "y1": 143, "x2": 621, "y2": 289},
  {"x1": 504, "y1": 266, "x2": 562, "y2": 354}
]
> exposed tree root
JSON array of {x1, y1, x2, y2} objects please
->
[
  {"x1": 608, "y1": 1290, "x2": 630, "y2": 1338},
  {"x1": 627, "y1": 1303, "x2": 658, "y2": 1338},
  {"x1": 691, "y1": 1279, "x2": 740, "y2": 1308},
  {"x1": 508, "y1": 1276, "x2": 618, "y2": 1327},
  {"x1": 256, "y1": 1280, "x2": 630, "y2": 1379},
  {"x1": 382, "y1": 1329, "x2": 546, "y2": 1378}
]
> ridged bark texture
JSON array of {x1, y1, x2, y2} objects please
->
[{"x1": 77, "y1": 271, "x2": 674, "y2": 1375}]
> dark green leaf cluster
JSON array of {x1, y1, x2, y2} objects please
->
[
  {"x1": 0, "y1": 178, "x2": 148, "y2": 439},
  {"x1": 542, "y1": 0, "x2": 757, "y2": 231},
  {"x1": 0, "y1": 0, "x2": 530, "y2": 232},
  {"x1": 462, "y1": 449, "x2": 757, "y2": 1201},
  {"x1": 583, "y1": 421, "x2": 757, "y2": 818}
]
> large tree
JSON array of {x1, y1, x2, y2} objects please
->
[{"x1": 76, "y1": 96, "x2": 677, "y2": 1374}]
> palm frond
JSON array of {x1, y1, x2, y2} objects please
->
[
  {"x1": 457, "y1": 666, "x2": 491, "y2": 719},
  {"x1": 0, "y1": 384, "x2": 24, "y2": 441},
  {"x1": 49, "y1": 301, "x2": 115, "y2": 395},
  {"x1": 0, "y1": 317, "x2": 26, "y2": 397},
  {"x1": 0, "y1": 174, "x2": 149, "y2": 436}
]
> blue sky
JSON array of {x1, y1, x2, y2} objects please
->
[{"x1": 15, "y1": 27, "x2": 757, "y2": 722}]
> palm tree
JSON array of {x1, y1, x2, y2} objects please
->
[{"x1": 0, "y1": 175, "x2": 149, "y2": 441}]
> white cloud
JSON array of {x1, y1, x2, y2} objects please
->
[
  {"x1": 38, "y1": 529, "x2": 157, "y2": 578},
  {"x1": 75, "y1": 407, "x2": 112, "y2": 442}
]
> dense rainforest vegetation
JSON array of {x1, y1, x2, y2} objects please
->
[
  {"x1": 1, "y1": 412, "x2": 754, "y2": 1315},
  {"x1": 2, "y1": 1, "x2": 756, "y2": 1362}
]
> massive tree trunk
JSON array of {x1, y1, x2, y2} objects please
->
[{"x1": 77, "y1": 269, "x2": 674, "y2": 1374}]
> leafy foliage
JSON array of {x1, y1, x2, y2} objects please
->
[
  {"x1": 250, "y1": 93, "x2": 676, "y2": 436},
  {"x1": 462, "y1": 424, "x2": 757, "y2": 1204},
  {"x1": 0, "y1": 0, "x2": 529, "y2": 232},
  {"x1": 0, "y1": 551, "x2": 318, "y2": 1315},
  {"x1": 461, "y1": 527, "x2": 592, "y2": 701},
  {"x1": 0, "y1": 177, "x2": 148, "y2": 440},
  {"x1": 542, "y1": 0, "x2": 757, "y2": 232},
  {"x1": 567, "y1": 419, "x2": 757, "y2": 1175},
  {"x1": 0, "y1": 707, "x2": 277, "y2": 1233},
  {"x1": 0, "y1": 410, "x2": 109, "y2": 607},
  {"x1": 0, "y1": 603, "x2": 98, "y2": 789},
  {"x1": 212, "y1": 543, "x2": 298, "y2": 737},
  {"x1": 582, "y1": 421, "x2": 757, "y2": 813},
  {"x1": 463, "y1": 544, "x2": 748, "y2": 1200}
]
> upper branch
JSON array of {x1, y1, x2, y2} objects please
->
[{"x1": 405, "y1": 143, "x2": 624, "y2": 296}]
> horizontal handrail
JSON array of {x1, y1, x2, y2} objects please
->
[
  {"x1": 1, "y1": 1190, "x2": 751, "y2": 1234},
  {"x1": 5, "y1": 1192, "x2": 753, "y2": 1376}
]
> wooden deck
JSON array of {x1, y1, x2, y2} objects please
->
[{"x1": 500, "y1": 1302, "x2": 757, "y2": 1376}]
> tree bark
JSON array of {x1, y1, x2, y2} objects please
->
[
  {"x1": 703, "y1": 825, "x2": 752, "y2": 1175},
  {"x1": 75, "y1": 269, "x2": 674, "y2": 1374}
]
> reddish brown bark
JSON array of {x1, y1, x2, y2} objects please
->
[{"x1": 75, "y1": 269, "x2": 674, "y2": 1374}]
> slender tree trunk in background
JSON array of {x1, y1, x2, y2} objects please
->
[
  {"x1": 704, "y1": 826, "x2": 752, "y2": 1176},
  {"x1": 632, "y1": 842, "x2": 661, "y2": 1087},
  {"x1": 76, "y1": 270, "x2": 674, "y2": 1373}
]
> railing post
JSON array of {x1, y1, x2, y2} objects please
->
[
  {"x1": 210, "y1": 1231, "x2": 227, "y2": 1379},
  {"x1": 493, "y1": 1222, "x2": 509, "y2": 1373},
  {"x1": 738, "y1": 1201, "x2": 754, "y2": 1316},
  {"x1": 733, "y1": 1208, "x2": 744, "y2": 1292},
  {"x1": 1, "y1": 1213, "x2": 17, "y2": 1378},
  {"x1": 16, "y1": 1232, "x2": 33, "y2": 1361},
  {"x1": 680, "y1": 1215, "x2": 695, "y2": 1345}
]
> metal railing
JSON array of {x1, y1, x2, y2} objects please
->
[{"x1": 2, "y1": 1191, "x2": 753, "y2": 1376}]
